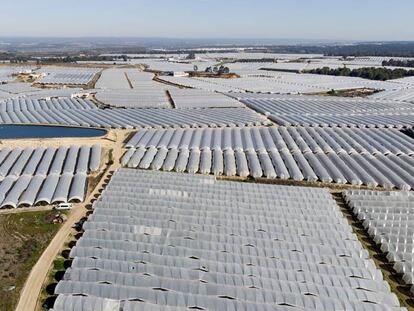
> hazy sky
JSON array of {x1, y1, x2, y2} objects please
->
[{"x1": 1, "y1": 0, "x2": 413, "y2": 40}]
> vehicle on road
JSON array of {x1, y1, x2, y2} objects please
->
[{"x1": 53, "y1": 203, "x2": 73, "y2": 210}]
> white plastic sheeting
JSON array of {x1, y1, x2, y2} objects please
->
[
  {"x1": 122, "y1": 127, "x2": 414, "y2": 190},
  {"x1": 0, "y1": 105, "x2": 270, "y2": 129},
  {"x1": 159, "y1": 72, "x2": 407, "y2": 95},
  {"x1": 0, "y1": 67, "x2": 34, "y2": 83},
  {"x1": 0, "y1": 145, "x2": 100, "y2": 177},
  {"x1": 96, "y1": 68, "x2": 155, "y2": 89},
  {"x1": 95, "y1": 69, "x2": 171, "y2": 108},
  {"x1": 344, "y1": 190, "x2": 414, "y2": 295},
  {"x1": 0, "y1": 88, "x2": 92, "y2": 104},
  {"x1": 0, "y1": 91, "x2": 268, "y2": 129},
  {"x1": 52, "y1": 169, "x2": 405, "y2": 311},
  {"x1": 100, "y1": 52, "x2": 322, "y2": 61},
  {"x1": 37, "y1": 67, "x2": 100, "y2": 85},
  {"x1": 0, "y1": 82, "x2": 39, "y2": 94},
  {"x1": 95, "y1": 68, "x2": 135, "y2": 89},
  {"x1": 0, "y1": 172, "x2": 88, "y2": 208},
  {"x1": 0, "y1": 97, "x2": 97, "y2": 112},
  {"x1": 0, "y1": 145, "x2": 101, "y2": 208},
  {"x1": 89, "y1": 144, "x2": 102, "y2": 172},
  {"x1": 68, "y1": 173, "x2": 87, "y2": 202},
  {"x1": 168, "y1": 88, "x2": 244, "y2": 109},
  {"x1": 140, "y1": 59, "x2": 216, "y2": 73},
  {"x1": 95, "y1": 89, "x2": 170, "y2": 108},
  {"x1": 21, "y1": 88, "x2": 88, "y2": 101},
  {"x1": 0, "y1": 70, "x2": 16, "y2": 84},
  {"x1": 125, "y1": 126, "x2": 414, "y2": 156},
  {"x1": 237, "y1": 94, "x2": 414, "y2": 128},
  {"x1": 370, "y1": 88, "x2": 414, "y2": 103},
  {"x1": 235, "y1": 94, "x2": 414, "y2": 116}
]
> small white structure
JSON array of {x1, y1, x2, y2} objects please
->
[{"x1": 172, "y1": 71, "x2": 189, "y2": 77}]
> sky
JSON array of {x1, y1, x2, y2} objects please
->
[{"x1": 0, "y1": 0, "x2": 413, "y2": 41}]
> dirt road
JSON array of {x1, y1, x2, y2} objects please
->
[{"x1": 15, "y1": 203, "x2": 86, "y2": 311}]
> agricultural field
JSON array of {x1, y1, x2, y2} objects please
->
[
  {"x1": 1, "y1": 0, "x2": 414, "y2": 309},
  {"x1": 0, "y1": 52, "x2": 413, "y2": 311},
  {"x1": 0, "y1": 211, "x2": 62, "y2": 311}
]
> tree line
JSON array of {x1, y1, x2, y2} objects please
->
[
  {"x1": 266, "y1": 43, "x2": 414, "y2": 58},
  {"x1": 36, "y1": 55, "x2": 122, "y2": 64},
  {"x1": 204, "y1": 65, "x2": 230, "y2": 74},
  {"x1": 382, "y1": 59, "x2": 414, "y2": 68},
  {"x1": 305, "y1": 66, "x2": 414, "y2": 81}
]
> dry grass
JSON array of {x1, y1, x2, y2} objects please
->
[
  {"x1": 306, "y1": 88, "x2": 380, "y2": 97},
  {"x1": 0, "y1": 211, "x2": 62, "y2": 311}
]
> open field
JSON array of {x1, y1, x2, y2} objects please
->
[
  {"x1": 0, "y1": 211, "x2": 62, "y2": 311},
  {"x1": 0, "y1": 56, "x2": 412, "y2": 311}
]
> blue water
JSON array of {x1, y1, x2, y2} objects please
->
[{"x1": 0, "y1": 125, "x2": 107, "y2": 139}]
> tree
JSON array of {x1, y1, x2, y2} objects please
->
[
  {"x1": 306, "y1": 66, "x2": 414, "y2": 81},
  {"x1": 382, "y1": 59, "x2": 414, "y2": 68},
  {"x1": 186, "y1": 52, "x2": 196, "y2": 60}
]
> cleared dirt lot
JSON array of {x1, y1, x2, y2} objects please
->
[{"x1": 0, "y1": 211, "x2": 62, "y2": 311}]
